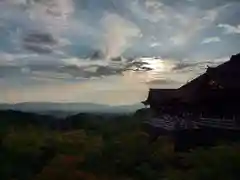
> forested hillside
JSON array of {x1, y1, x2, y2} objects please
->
[{"x1": 0, "y1": 110, "x2": 240, "y2": 180}]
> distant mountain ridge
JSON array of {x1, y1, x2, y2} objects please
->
[{"x1": 0, "y1": 102, "x2": 144, "y2": 116}]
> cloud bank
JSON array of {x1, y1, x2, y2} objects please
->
[{"x1": 0, "y1": 0, "x2": 240, "y2": 103}]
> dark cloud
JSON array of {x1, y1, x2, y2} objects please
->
[
  {"x1": 23, "y1": 32, "x2": 57, "y2": 53},
  {"x1": 58, "y1": 60, "x2": 153, "y2": 78},
  {"x1": 23, "y1": 33, "x2": 57, "y2": 44},
  {"x1": 53, "y1": 64, "x2": 125, "y2": 78},
  {"x1": 90, "y1": 51, "x2": 105, "y2": 60},
  {"x1": 125, "y1": 60, "x2": 153, "y2": 71},
  {"x1": 33, "y1": 64, "x2": 124, "y2": 79},
  {"x1": 0, "y1": 55, "x2": 159, "y2": 80},
  {"x1": 95, "y1": 66, "x2": 123, "y2": 76},
  {"x1": 111, "y1": 56, "x2": 123, "y2": 62}
]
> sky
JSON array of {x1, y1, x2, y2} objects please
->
[{"x1": 0, "y1": 0, "x2": 240, "y2": 105}]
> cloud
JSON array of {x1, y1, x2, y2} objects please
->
[
  {"x1": 158, "y1": 0, "x2": 238, "y2": 9},
  {"x1": 57, "y1": 57, "x2": 156, "y2": 78},
  {"x1": 23, "y1": 43, "x2": 53, "y2": 53},
  {"x1": 100, "y1": 13, "x2": 141, "y2": 59},
  {"x1": 172, "y1": 62, "x2": 194, "y2": 71},
  {"x1": 168, "y1": 9, "x2": 219, "y2": 46},
  {"x1": 1, "y1": 0, "x2": 239, "y2": 61},
  {"x1": 0, "y1": 0, "x2": 77, "y2": 56},
  {"x1": 147, "y1": 79, "x2": 179, "y2": 85},
  {"x1": 0, "y1": 65, "x2": 25, "y2": 78},
  {"x1": 58, "y1": 65, "x2": 124, "y2": 79},
  {"x1": 218, "y1": 24, "x2": 240, "y2": 34},
  {"x1": 201, "y1": 36, "x2": 221, "y2": 44},
  {"x1": 27, "y1": 0, "x2": 74, "y2": 33},
  {"x1": 126, "y1": 0, "x2": 227, "y2": 60},
  {"x1": 172, "y1": 57, "x2": 228, "y2": 72},
  {"x1": 22, "y1": 32, "x2": 61, "y2": 53},
  {"x1": 125, "y1": 60, "x2": 151, "y2": 71},
  {"x1": 23, "y1": 32, "x2": 57, "y2": 44},
  {"x1": 0, "y1": 0, "x2": 240, "y2": 104},
  {"x1": 0, "y1": 52, "x2": 176, "y2": 81},
  {"x1": 0, "y1": 0, "x2": 74, "y2": 32},
  {"x1": 150, "y1": 42, "x2": 162, "y2": 47}
]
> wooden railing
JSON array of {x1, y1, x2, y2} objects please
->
[
  {"x1": 194, "y1": 117, "x2": 239, "y2": 130},
  {"x1": 144, "y1": 116, "x2": 197, "y2": 131},
  {"x1": 143, "y1": 111, "x2": 240, "y2": 131}
]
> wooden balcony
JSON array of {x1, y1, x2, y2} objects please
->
[
  {"x1": 143, "y1": 115, "x2": 198, "y2": 131},
  {"x1": 193, "y1": 117, "x2": 240, "y2": 130}
]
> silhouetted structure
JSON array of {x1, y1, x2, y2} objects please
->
[{"x1": 143, "y1": 53, "x2": 240, "y2": 150}]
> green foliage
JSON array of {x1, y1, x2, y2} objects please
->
[
  {"x1": 165, "y1": 145, "x2": 240, "y2": 180},
  {"x1": 3, "y1": 129, "x2": 45, "y2": 153},
  {"x1": 186, "y1": 146, "x2": 240, "y2": 180},
  {"x1": 0, "y1": 112, "x2": 240, "y2": 180}
]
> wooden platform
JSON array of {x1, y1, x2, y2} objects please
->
[
  {"x1": 193, "y1": 117, "x2": 240, "y2": 130},
  {"x1": 143, "y1": 115, "x2": 198, "y2": 131},
  {"x1": 144, "y1": 115, "x2": 240, "y2": 131},
  {"x1": 143, "y1": 121, "x2": 240, "y2": 151}
]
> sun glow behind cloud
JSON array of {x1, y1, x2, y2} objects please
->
[{"x1": 141, "y1": 58, "x2": 175, "y2": 72}]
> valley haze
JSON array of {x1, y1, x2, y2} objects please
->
[{"x1": 0, "y1": 102, "x2": 144, "y2": 116}]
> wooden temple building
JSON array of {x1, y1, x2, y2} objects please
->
[{"x1": 142, "y1": 53, "x2": 240, "y2": 149}]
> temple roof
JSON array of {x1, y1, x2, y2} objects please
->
[
  {"x1": 207, "y1": 53, "x2": 240, "y2": 89},
  {"x1": 144, "y1": 89, "x2": 179, "y2": 105}
]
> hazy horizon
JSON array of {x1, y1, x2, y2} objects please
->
[
  {"x1": 0, "y1": 101, "x2": 143, "y2": 106},
  {"x1": 0, "y1": 0, "x2": 240, "y2": 105}
]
